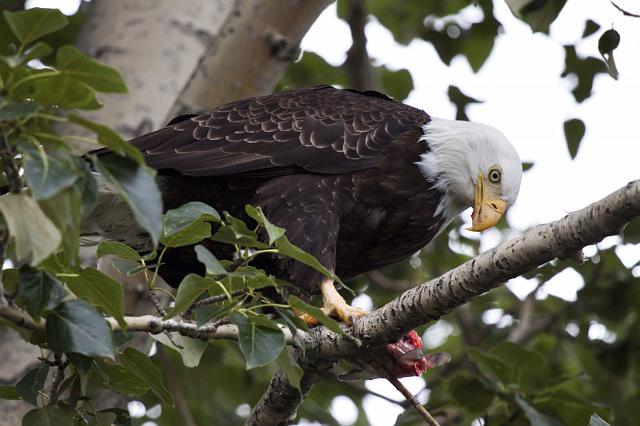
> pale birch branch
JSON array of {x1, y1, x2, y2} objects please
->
[{"x1": 1, "y1": 179, "x2": 639, "y2": 425}]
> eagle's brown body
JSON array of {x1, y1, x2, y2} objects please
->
[{"x1": 107, "y1": 86, "x2": 446, "y2": 294}]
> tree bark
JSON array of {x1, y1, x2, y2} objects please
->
[{"x1": 166, "y1": 0, "x2": 333, "y2": 118}]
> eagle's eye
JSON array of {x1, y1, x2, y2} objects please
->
[{"x1": 488, "y1": 168, "x2": 501, "y2": 183}]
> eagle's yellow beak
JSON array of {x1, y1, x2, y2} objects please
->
[{"x1": 466, "y1": 173, "x2": 506, "y2": 232}]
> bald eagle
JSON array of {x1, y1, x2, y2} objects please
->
[{"x1": 89, "y1": 86, "x2": 522, "y2": 324}]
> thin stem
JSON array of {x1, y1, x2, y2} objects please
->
[
  {"x1": 190, "y1": 287, "x2": 248, "y2": 310},
  {"x1": 383, "y1": 371, "x2": 440, "y2": 426}
]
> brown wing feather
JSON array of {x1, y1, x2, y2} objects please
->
[{"x1": 129, "y1": 86, "x2": 430, "y2": 177}]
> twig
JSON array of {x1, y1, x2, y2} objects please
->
[
  {"x1": 382, "y1": 367, "x2": 440, "y2": 426},
  {"x1": 611, "y1": 1, "x2": 640, "y2": 17},
  {"x1": 189, "y1": 287, "x2": 248, "y2": 311},
  {"x1": 48, "y1": 353, "x2": 67, "y2": 403},
  {"x1": 0, "y1": 133, "x2": 21, "y2": 194},
  {"x1": 344, "y1": 0, "x2": 377, "y2": 90}
]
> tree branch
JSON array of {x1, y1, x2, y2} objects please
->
[
  {"x1": 611, "y1": 1, "x2": 640, "y2": 18},
  {"x1": 344, "y1": 0, "x2": 377, "y2": 90},
  {"x1": 1, "y1": 180, "x2": 639, "y2": 424}
]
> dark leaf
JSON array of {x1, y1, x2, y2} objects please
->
[
  {"x1": 96, "y1": 240, "x2": 141, "y2": 261},
  {"x1": 38, "y1": 187, "x2": 81, "y2": 267},
  {"x1": 515, "y1": 395, "x2": 564, "y2": 426},
  {"x1": 3, "y1": 7, "x2": 68, "y2": 45},
  {"x1": 562, "y1": 45, "x2": 607, "y2": 103},
  {"x1": 163, "y1": 201, "x2": 220, "y2": 237},
  {"x1": 69, "y1": 115, "x2": 144, "y2": 164},
  {"x1": 0, "y1": 100, "x2": 39, "y2": 122},
  {"x1": 563, "y1": 118, "x2": 585, "y2": 159},
  {"x1": 120, "y1": 347, "x2": 174, "y2": 406},
  {"x1": 19, "y1": 142, "x2": 80, "y2": 200},
  {"x1": 582, "y1": 19, "x2": 600, "y2": 38},
  {"x1": 195, "y1": 245, "x2": 227, "y2": 276},
  {"x1": 97, "y1": 409, "x2": 132, "y2": 426},
  {"x1": 288, "y1": 295, "x2": 346, "y2": 337},
  {"x1": 447, "y1": 85, "x2": 482, "y2": 121},
  {"x1": 98, "y1": 361, "x2": 149, "y2": 395},
  {"x1": 19, "y1": 41, "x2": 51, "y2": 63},
  {"x1": 506, "y1": 0, "x2": 568, "y2": 32},
  {"x1": 245, "y1": 205, "x2": 285, "y2": 244},
  {"x1": 45, "y1": 300, "x2": 114, "y2": 357},
  {"x1": 231, "y1": 312, "x2": 285, "y2": 369},
  {"x1": 93, "y1": 155, "x2": 162, "y2": 246},
  {"x1": 164, "y1": 273, "x2": 215, "y2": 319},
  {"x1": 598, "y1": 29, "x2": 620, "y2": 55},
  {"x1": 161, "y1": 221, "x2": 211, "y2": 247},
  {"x1": 64, "y1": 267, "x2": 126, "y2": 329},
  {"x1": 448, "y1": 375, "x2": 495, "y2": 414},
  {"x1": 88, "y1": 412, "x2": 117, "y2": 426},
  {"x1": 15, "y1": 266, "x2": 66, "y2": 320},
  {"x1": 380, "y1": 67, "x2": 413, "y2": 101},
  {"x1": 277, "y1": 347, "x2": 303, "y2": 392},
  {"x1": 522, "y1": 162, "x2": 534, "y2": 172},
  {"x1": 22, "y1": 406, "x2": 73, "y2": 426},
  {"x1": 16, "y1": 365, "x2": 49, "y2": 405},
  {"x1": 276, "y1": 236, "x2": 341, "y2": 284}
]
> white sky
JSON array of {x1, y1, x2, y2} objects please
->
[{"x1": 25, "y1": 1, "x2": 640, "y2": 425}]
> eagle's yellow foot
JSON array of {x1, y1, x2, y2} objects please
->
[{"x1": 300, "y1": 278, "x2": 367, "y2": 326}]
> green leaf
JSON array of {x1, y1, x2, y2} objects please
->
[
  {"x1": 245, "y1": 205, "x2": 285, "y2": 244},
  {"x1": 522, "y1": 162, "x2": 534, "y2": 172},
  {"x1": 96, "y1": 240, "x2": 141, "y2": 261},
  {"x1": 15, "y1": 267, "x2": 66, "y2": 321},
  {"x1": 38, "y1": 188, "x2": 81, "y2": 267},
  {"x1": 70, "y1": 115, "x2": 144, "y2": 164},
  {"x1": 16, "y1": 365, "x2": 49, "y2": 405},
  {"x1": 564, "y1": 118, "x2": 585, "y2": 159},
  {"x1": 515, "y1": 395, "x2": 564, "y2": 426},
  {"x1": 276, "y1": 347, "x2": 303, "y2": 392},
  {"x1": 19, "y1": 142, "x2": 80, "y2": 200},
  {"x1": 0, "y1": 385, "x2": 20, "y2": 400},
  {"x1": 589, "y1": 414, "x2": 611, "y2": 426},
  {"x1": 276, "y1": 236, "x2": 342, "y2": 284},
  {"x1": 212, "y1": 212, "x2": 268, "y2": 248},
  {"x1": 467, "y1": 347, "x2": 513, "y2": 386},
  {"x1": 448, "y1": 85, "x2": 483, "y2": 121},
  {"x1": 98, "y1": 361, "x2": 149, "y2": 395},
  {"x1": 152, "y1": 332, "x2": 208, "y2": 368},
  {"x1": 231, "y1": 312, "x2": 285, "y2": 369},
  {"x1": 88, "y1": 412, "x2": 118, "y2": 426},
  {"x1": 162, "y1": 221, "x2": 211, "y2": 247},
  {"x1": 582, "y1": 20, "x2": 600, "y2": 38},
  {"x1": 288, "y1": 295, "x2": 346, "y2": 337},
  {"x1": 505, "y1": 0, "x2": 567, "y2": 32},
  {"x1": 31, "y1": 74, "x2": 102, "y2": 110},
  {"x1": 3, "y1": 8, "x2": 68, "y2": 45},
  {"x1": 380, "y1": 67, "x2": 413, "y2": 100},
  {"x1": 119, "y1": 347, "x2": 174, "y2": 406},
  {"x1": 45, "y1": 300, "x2": 114, "y2": 357},
  {"x1": 22, "y1": 406, "x2": 73, "y2": 426},
  {"x1": 97, "y1": 409, "x2": 132, "y2": 426},
  {"x1": 598, "y1": 29, "x2": 620, "y2": 56},
  {"x1": 0, "y1": 100, "x2": 39, "y2": 122},
  {"x1": 56, "y1": 45, "x2": 127, "y2": 93},
  {"x1": 0, "y1": 193, "x2": 61, "y2": 265},
  {"x1": 65, "y1": 267, "x2": 126, "y2": 329},
  {"x1": 164, "y1": 273, "x2": 214, "y2": 319},
  {"x1": 19, "y1": 41, "x2": 52, "y2": 64},
  {"x1": 93, "y1": 155, "x2": 162, "y2": 246},
  {"x1": 163, "y1": 201, "x2": 220, "y2": 237},
  {"x1": 448, "y1": 375, "x2": 495, "y2": 414},
  {"x1": 0, "y1": 385, "x2": 19, "y2": 400},
  {"x1": 195, "y1": 245, "x2": 227, "y2": 275}
]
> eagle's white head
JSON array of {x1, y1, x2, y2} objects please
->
[{"x1": 417, "y1": 117, "x2": 522, "y2": 231}]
